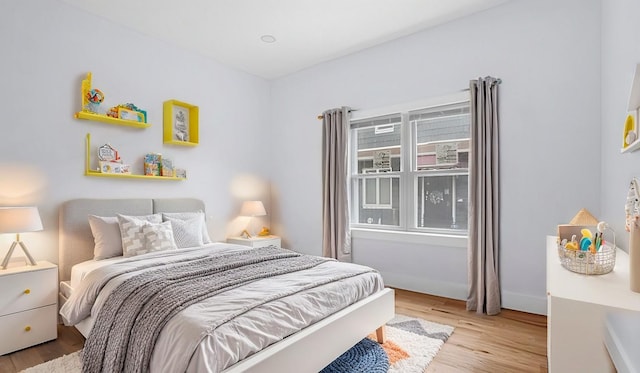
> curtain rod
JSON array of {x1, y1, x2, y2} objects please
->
[
  {"x1": 317, "y1": 109, "x2": 356, "y2": 120},
  {"x1": 317, "y1": 77, "x2": 502, "y2": 119},
  {"x1": 465, "y1": 77, "x2": 502, "y2": 91}
]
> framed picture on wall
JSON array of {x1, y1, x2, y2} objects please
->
[{"x1": 163, "y1": 100, "x2": 199, "y2": 146}]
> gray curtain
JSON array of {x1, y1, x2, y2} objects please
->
[
  {"x1": 321, "y1": 107, "x2": 352, "y2": 262},
  {"x1": 467, "y1": 77, "x2": 501, "y2": 315}
]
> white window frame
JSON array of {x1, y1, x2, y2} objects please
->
[
  {"x1": 361, "y1": 175, "x2": 393, "y2": 210},
  {"x1": 349, "y1": 91, "x2": 470, "y2": 243}
]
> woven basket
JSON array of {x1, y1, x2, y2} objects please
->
[{"x1": 557, "y1": 243, "x2": 616, "y2": 275}]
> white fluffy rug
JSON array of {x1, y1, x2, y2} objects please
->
[
  {"x1": 20, "y1": 315, "x2": 453, "y2": 373},
  {"x1": 20, "y1": 351, "x2": 82, "y2": 373}
]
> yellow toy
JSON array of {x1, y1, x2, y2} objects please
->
[
  {"x1": 258, "y1": 227, "x2": 270, "y2": 236},
  {"x1": 565, "y1": 241, "x2": 578, "y2": 250},
  {"x1": 623, "y1": 114, "x2": 636, "y2": 147},
  {"x1": 565, "y1": 234, "x2": 578, "y2": 250}
]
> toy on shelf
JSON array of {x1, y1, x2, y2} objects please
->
[
  {"x1": 623, "y1": 112, "x2": 637, "y2": 148},
  {"x1": 106, "y1": 103, "x2": 147, "y2": 123},
  {"x1": 86, "y1": 88, "x2": 104, "y2": 113},
  {"x1": 96, "y1": 143, "x2": 130, "y2": 175}
]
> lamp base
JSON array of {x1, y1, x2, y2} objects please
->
[{"x1": 1, "y1": 241, "x2": 37, "y2": 270}]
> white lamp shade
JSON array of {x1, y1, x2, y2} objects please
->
[
  {"x1": 240, "y1": 201, "x2": 266, "y2": 217},
  {"x1": 0, "y1": 207, "x2": 43, "y2": 233}
]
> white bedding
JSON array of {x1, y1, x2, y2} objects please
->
[
  {"x1": 60, "y1": 243, "x2": 384, "y2": 372},
  {"x1": 69, "y1": 243, "x2": 221, "y2": 290}
]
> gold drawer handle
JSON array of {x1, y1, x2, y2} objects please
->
[
  {"x1": 24, "y1": 326, "x2": 31, "y2": 332},
  {"x1": 23, "y1": 289, "x2": 30, "y2": 294}
]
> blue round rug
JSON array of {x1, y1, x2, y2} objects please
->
[{"x1": 320, "y1": 338, "x2": 389, "y2": 373}]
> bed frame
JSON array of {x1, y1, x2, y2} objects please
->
[{"x1": 58, "y1": 198, "x2": 395, "y2": 372}]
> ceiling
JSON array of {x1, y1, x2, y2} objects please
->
[{"x1": 61, "y1": 0, "x2": 508, "y2": 80}]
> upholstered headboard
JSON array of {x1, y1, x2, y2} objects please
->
[{"x1": 58, "y1": 198, "x2": 206, "y2": 282}]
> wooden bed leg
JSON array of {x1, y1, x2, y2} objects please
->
[{"x1": 375, "y1": 326, "x2": 386, "y2": 344}]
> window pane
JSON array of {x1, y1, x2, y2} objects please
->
[
  {"x1": 352, "y1": 115, "x2": 402, "y2": 174},
  {"x1": 354, "y1": 177, "x2": 400, "y2": 226},
  {"x1": 411, "y1": 105, "x2": 470, "y2": 171},
  {"x1": 416, "y1": 175, "x2": 468, "y2": 230},
  {"x1": 379, "y1": 178, "x2": 391, "y2": 205},
  {"x1": 365, "y1": 179, "x2": 376, "y2": 204}
]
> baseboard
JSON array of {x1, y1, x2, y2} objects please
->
[
  {"x1": 501, "y1": 290, "x2": 547, "y2": 315},
  {"x1": 380, "y1": 272, "x2": 467, "y2": 301},
  {"x1": 382, "y1": 272, "x2": 548, "y2": 315}
]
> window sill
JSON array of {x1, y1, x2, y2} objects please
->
[{"x1": 351, "y1": 228, "x2": 467, "y2": 248}]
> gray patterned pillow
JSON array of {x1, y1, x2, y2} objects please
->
[
  {"x1": 117, "y1": 214, "x2": 162, "y2": 257},
  {"x1": 143, "y1": 221, "x2": 177, "y2": 252},
  {"x1": 163, "y1": 215, "x2": 204, "y2": 248},
  {"x1": 162, "y1": 211, "x2": 212, "y2": 244}
]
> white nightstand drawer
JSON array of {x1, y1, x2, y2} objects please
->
[
  {"x1": 0, "y1": 264, "x2": 57, "y2": 316},
  {"x1": 227, "y1": 235, "x2": 281, "y2": 249},
  {"x1": 0, "y1": 304, "x2": 57, "y2": 355}
]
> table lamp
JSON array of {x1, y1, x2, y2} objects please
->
[
  {"x1": 240, "y1": 201, "x2": 266, "y2": 238},
  {"x1": 0, "y1": 206, "x2": 42, "y2": 269}
]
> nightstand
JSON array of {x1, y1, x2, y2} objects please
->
[
  {"x1": 227, "y1": 235, "x2": 281, "y2": 249},
  {"x1": 0, "y1": 261, "x2": 58, "y2": 355}
]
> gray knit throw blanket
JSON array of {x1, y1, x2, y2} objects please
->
[{"x1": 82, "y1": 247, "x2": 333, "y2": 373}]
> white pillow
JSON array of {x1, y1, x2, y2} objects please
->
[
  {"x1": 143, "y1": 221, "x2": 178, "y2": 253},
  {"x1": 88, "y1": 215, "x2": 122, "y2": 260},
  {"x1": 117, "y1": 214, "x2": 162, "y2": 257},
  {"x1": 162, "y1": 211, "x2": 211, "y2": 244},
  {"x1": 163, "y1": 215, "x2": 204, "y2": 248}
]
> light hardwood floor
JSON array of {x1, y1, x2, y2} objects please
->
[{"x1": 0, "y1": 289, "x2": 547, "y2": 372}]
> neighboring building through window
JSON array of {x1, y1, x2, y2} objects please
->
[{"x1": 349, "y1": 95, "x2": 470, "y2": 235}]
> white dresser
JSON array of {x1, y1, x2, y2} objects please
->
[
  {"x1": 0, "y1": 261, "x2": 58, "y2": 355},
  {"x1": 227, "y1": 235, "x2": 281, "y2": 249},
  {"x1": 546, "y1": 236, "x2": 640, "y2": 372}
]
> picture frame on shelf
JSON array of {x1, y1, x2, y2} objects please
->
[
  {"x1": 117, "y1": 108, "x2": 145, "y2": 122},
  {"x1": 163, "y1": 100, "x2": 199, "y2": 146},
  {"x1": 97, "y1": 143, "x2": 119, "y2": 162}
]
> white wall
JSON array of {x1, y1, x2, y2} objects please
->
[
  {"x1": 601, "y1": 0, "x2": 640, "y2": 250},
  {"x1": 0, "y1": 0, "x2": 272, "y2": 265},
  {"x1": 270, "y1": 0, "x2": 602, "y2": 314}
]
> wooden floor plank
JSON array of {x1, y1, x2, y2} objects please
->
[
  {"x1": 394, "y1": 289, "x2": 548, "y2": 373},
  {"x1": 1, "y1": 289, "x2": 547, "y2": 372}
]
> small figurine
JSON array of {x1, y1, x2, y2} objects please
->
[
  {"x1": 86, "y1": 88, "x2": 104, "y2": 113},
  {"x1": 258, "y1": 227, "x2": 270, "y2": 236}
]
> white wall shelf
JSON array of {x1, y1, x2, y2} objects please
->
[{"x1": 621, "y1": 138, "x2": 640, "y2": 153}]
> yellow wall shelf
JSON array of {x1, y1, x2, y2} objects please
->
[
  {"x1": 75, "y1": 111, "x2": 151, "y2": 128},
  {"x1": 75, "y1": 72, "x2": 151, "y2": 129},
  {"x1": 85, "y1": 133, "x2": 185, "y2": 181},
  {"x1": 163, "y1": 99, "x2": 199, "y2": 146}
]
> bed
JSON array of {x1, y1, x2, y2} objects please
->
[{"x1": 57, "y1": 198, "x2": 395, "y2": 372}]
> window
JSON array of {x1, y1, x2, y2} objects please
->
[{"x1": 349, "y1": 97, "x2": 470, "y2": 235}]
